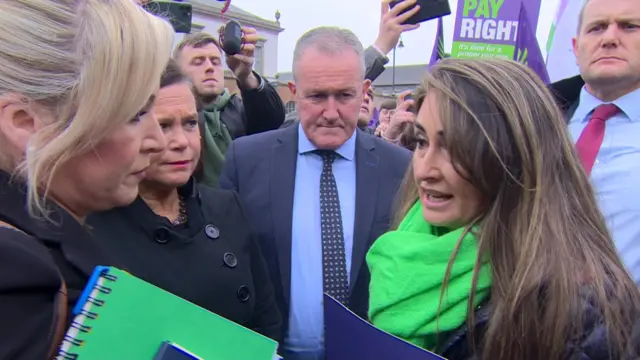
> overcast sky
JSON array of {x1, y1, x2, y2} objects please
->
[{"x1": 228, "y1": 0, "x2": 562, "y2": 73}]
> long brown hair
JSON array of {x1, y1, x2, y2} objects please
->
[{"x1": 394, "y1": 58, "x2": 640, "y2": 359}]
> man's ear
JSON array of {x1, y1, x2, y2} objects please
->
[
  {"x1": 363, "y1": 79, "x2": 372, "y2": 96},
  {"x1": 288, "y1": 81, "x2": 296, "y2": 97},
  {"x1": 0, "y1": 97, "x2": 38, "y2": 153},
  {"x1": 571, "y1": 36, "x2": 578, "y2": 59}
]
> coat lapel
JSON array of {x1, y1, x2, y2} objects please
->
[
  {"x1": 269, "y1": 125, "x2": 298, "y2": 306},
  {"x1": 549, "y1": 74, "x2": 584, "y2": 121},
  {"x1": 350, "y1": 133, "x2": 379, "y2": 289}
]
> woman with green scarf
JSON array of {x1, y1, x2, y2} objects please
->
[{"x1": 366, "y1": 59, "x2": 640, "y2": 360}]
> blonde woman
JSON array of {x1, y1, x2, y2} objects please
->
[
  {"x1": 0, "y1": 0, "x2": 173, "y2": 358},
  {"x1": 367, "y1": 59, "x2": 640, "y2": 359}
]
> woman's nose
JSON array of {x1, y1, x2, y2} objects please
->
[
  {"x1": 169, "y1": 129, "x2": 189, "y2": 150},
  {"x1": 142, "y1": 114, "x2": 166, "y2": 154},
  {"x1": 414, "y1": 148, "x2": 443, "y2": 182}
]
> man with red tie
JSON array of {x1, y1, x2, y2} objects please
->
[{"x1": 551, "y1": 0, "x2": 640, "y2": 284}]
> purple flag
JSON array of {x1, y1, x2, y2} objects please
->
[
  {"x1": 514, "y1": 5, "x2": 550, "y2": 84},
  {"x1": 429, "y1": 17, "x2": 445, "y2": 66}
]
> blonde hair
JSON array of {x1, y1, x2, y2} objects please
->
[
  {"x1": 0, "y1": 0, "x2": 174, "y2": 215},
  {"x1": 395, "y1": 58, "x2": 640, "y2": 359}
]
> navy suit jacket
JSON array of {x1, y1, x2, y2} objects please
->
[{"x1": 219, "y1": 124, "x2": 411, "y2": 339}]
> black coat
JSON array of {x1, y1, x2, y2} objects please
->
[
  {"x1": 0, "y1": 170, "x2": 121, "y2": 360},
  {"x1": 218, "y1": 73, "x2": 285, "y2": 139},
  {"x1": 550, "y1": 74, "x2": 586, "y2": 119},
  {"x1": 0, "y1": 172, "x2": 280, "y2": 360},
  {"x1": 437, "y1": 294, "x2": 640, "y2": 360},
  {"x1": 86, "y1": 179, "x2": 281, "y2": 341},
  {"x1": 0, "y1": 226, "x2": 64, "y2": 360}
]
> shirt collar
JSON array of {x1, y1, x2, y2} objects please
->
[
  {"x1": 572, "y1": 86, "x2": 640, "y2": 123},
  {"x1": 297, "y1": 123, "x2": 357, "y2": 161}
]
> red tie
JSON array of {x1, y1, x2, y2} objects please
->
[{"x1": 575, "y1": 104, "x2": 620, "y2": 175}]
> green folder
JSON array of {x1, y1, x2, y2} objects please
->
[{"x1": 57, "y1": 266, "x2": 279, "y2": 359}]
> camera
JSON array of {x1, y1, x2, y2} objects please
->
[{"x1": 219, "y1": 20, "x2": 244, "y2": 56}]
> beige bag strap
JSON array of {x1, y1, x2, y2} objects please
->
[{"x1": 0, "y1": 220, "x2": 68, "y2": 360}]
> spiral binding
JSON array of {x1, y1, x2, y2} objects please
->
[{"x1": 57, "y1": 271, "x2": 118, "y2": 360}]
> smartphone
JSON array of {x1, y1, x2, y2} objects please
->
[
  {"x1": 143, "y1": 1, "x2": 193, "y2": 33},
  {"x1": 153, "y1": 341, "x2": 202, "y2": 360},
  {"x1": 389, "y1": 0, "x2": 451, "y2": 25}
]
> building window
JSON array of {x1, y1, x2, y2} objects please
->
[
  {"x1": 254, "y1": 45, "x2": 264, "y2": 75},
  {"x1": 285, "y1": 101, "x2": 296, "y2": 114}
]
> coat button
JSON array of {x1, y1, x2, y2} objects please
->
[
  {"x1": 154, "y1": 228, "x2": 170, "y2": 244},
  {"x1": 237, "y1": 285, "x2": 250, "y2": 302},
  {"x1": 205, "y1": 224, "x2": 219, "y2": 239},
  {"x1": 223, "y1": 252, "x2": 237, "y2": 268}
]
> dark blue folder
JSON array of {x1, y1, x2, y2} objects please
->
[{"x1": 324, "y1": 294, "x2": 447, "y2": 360}]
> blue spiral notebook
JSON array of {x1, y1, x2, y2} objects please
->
[
  {"x1": 57, "y1": 266, "x2": 281, "y2": 359},
  {"x1": 324, "y1": 294, "x2": 447, "y2": 360}
]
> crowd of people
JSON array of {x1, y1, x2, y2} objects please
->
[{"x1": 0, "y1": 0, "x2": 639, "y2": 359}]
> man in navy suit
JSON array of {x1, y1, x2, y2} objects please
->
[{"x1": 219, "y1": 26, "x2": 411, "y2": 360}]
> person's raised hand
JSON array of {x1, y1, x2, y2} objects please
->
[
  {"x1": 374, "y1": 0, "x2": 421, "y2": 55},
  {"x1": 226, "y1": 27, "x2": 261, "y2": 89},
  {"x1": 384, "y1": 90, "x2": 415, "y2": 139},
  {"x1": 375, "y1": 122, "x2": 389, "y2": 137}
]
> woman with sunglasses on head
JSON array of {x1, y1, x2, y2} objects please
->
[
  {"x1": 0, "y1": 0, "x2": 174, "y2": 358},
  {"x1": 87, "y1": 60, "x2": 282, "y2": 341},
  {"x1": 367, "y1": 58, "x2": 640, "y2": 360}
]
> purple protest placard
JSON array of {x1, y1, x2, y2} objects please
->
[
  {"x1": 324, "y1": 294, "x2": 446, "y2": 360},
  {"x1": 451, "y1": 0, "x2": 542, "y2": 60}
]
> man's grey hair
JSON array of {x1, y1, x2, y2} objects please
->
[
  {"x1": 577, "y1": 0, "x2": 593, "y2": 34},
  {"x1": 292, "y1": 26, "x2": 366, "y2": 81}
]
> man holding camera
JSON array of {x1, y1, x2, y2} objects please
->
[{"x1": 174, "y1": 30, "x2": 285, "y2": 187}]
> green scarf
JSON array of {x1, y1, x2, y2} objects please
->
[
  {"x1": 200, "y1": 90, "x2": 233, "y2": 187},
  {"x1": 367, "y1": 201, "x2": 492, "y2": 351}
]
